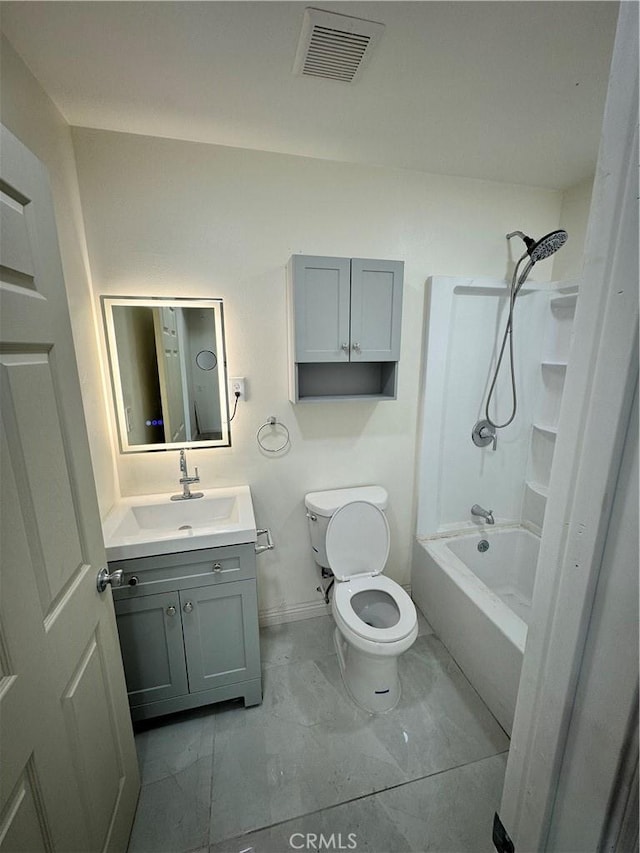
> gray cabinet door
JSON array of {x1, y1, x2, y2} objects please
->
[
  {"x1": 180, "y1": 581, "x2": 261, "y2": 693},
  {"x1": 291, "y1": 255, "x2": 351, "y2": 362},
  {"x1": 115, "y1": 592, "x2": 189, "y2": 707},
  {"x1": 350, "y1": 259, "x2": 403, "y2": 361}
]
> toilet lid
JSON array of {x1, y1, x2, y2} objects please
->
[{"x1": 325, "y1": 500, "x2": 390, "y2": 580}]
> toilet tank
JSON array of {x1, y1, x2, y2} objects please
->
[{"x1": 304, "y1": 485, "x2": 388, "y2": 569}]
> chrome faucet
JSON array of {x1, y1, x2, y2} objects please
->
[
  {"x1": 171, "y1": 449, "x2": 204, "y2": 501},
  {"x1": 471, "y1": 504, "x2": 494, "y2": 525}
]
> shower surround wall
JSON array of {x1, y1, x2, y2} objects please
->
[
  {"x1": 416, "y1": 276, "x2": 551, "y2": 537},
  {"x1": 413, "y1": 275, "x2": 574, "y2": 731}
]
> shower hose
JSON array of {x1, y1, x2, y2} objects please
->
[{"x1": 484, "y1": 253, "x2": 529, "y2": 430}]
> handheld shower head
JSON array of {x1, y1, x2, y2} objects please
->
[
  {"x1": 506, "y1": 229, "x2": 568, "y2": 262},
  {"x1": 507, "y1": 229, "x2": 569, "y2": 292},
  {"x1": 528, "y1": 230, "x2": 568, "y2": 262}
]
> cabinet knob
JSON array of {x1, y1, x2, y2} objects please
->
[
  {"x1": 341, "y1": 342, "x2": 349, "y2": 352},
  {"x1": 166, "y1": 605, "x2": 177, "y2": 617},
  {"x1": 183, "y1": 601, "x2": 194, "y2": 613},
  {"x1": 212, "y1": 562, "x2": 223, "y2": 573},
  {"x1": 352, "y1": 342, "x2": 361, "y2": 353},
  {"x1": 129, "y1": 576, "x2": 139, "y2": 586}
]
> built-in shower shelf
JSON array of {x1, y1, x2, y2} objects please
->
[
  {"x1": 526, "y1": 480, "x2": 549, "y2": 499},
  {"x1": 549, "y1": 277, "x2": 580, "y2": 294},
  {"x1": 551, "y1": 293, "x2": 578, "y2": 310},
  {"x1": 533, "y1": 422, "x2": 558, "y2": 437},
  {"x1": 523, "y1": 282, "x2": 579, "y2": 533}
]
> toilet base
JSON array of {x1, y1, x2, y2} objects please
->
[{"x1": 334, "y1": 628, "x2": 401, "y2": 714}]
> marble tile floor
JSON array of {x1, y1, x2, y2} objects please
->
[{"x1": 128, "y1": 612, "x2": 508, "y2": 853}]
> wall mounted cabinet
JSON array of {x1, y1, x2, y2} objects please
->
[
  {"x1": 111, "y1": 543, "x2": 261, "y2": 721},
  {"x1": 287, "y1": 255, "x2": 403, "y2": 402}
]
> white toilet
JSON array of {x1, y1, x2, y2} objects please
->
[{"x1": 304, "y1": 486, "x2": 418, "y2": 713}]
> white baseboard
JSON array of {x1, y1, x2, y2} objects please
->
[
  {"x1": 259, "y1": 597, "x2": 331, "y2": 627},
  {"x1": 259, "y1": 581, "x2": 412, "y2": 628}
]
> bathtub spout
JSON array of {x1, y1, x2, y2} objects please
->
[{"x1": 471, "y1": 504, "x2": 495, "y2": 525}]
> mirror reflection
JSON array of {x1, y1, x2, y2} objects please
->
[{"x1": 102, "y1": 297, "x2": 230, "y2": 452}]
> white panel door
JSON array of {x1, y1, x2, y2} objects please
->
[
  {"x1": 153, "y1": 306, "x2": 186, "y2": 443},
  {"x1": 0, "y1": 125, "x2": 139, "y2": 852}
]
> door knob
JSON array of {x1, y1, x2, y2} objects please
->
[{"x1": 96, "y1": 568, "x2": 123, "y2": 593}]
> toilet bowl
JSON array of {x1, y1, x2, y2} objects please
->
[{"x1": 304, "y1": 489, "x2": 418, "y2": 713}]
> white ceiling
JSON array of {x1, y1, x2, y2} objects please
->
[{"x1": 1, "y1": 1, "x2": 618, "y2": 189}]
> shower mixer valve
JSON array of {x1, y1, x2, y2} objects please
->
[{"x1": 472, "y1": 420, "x2": 497, "y2": 451}]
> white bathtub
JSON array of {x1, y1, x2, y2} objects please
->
[{"x1": 411, "y1": 526, "x2": 539, "y2": 734}]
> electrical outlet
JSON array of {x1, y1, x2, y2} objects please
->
[{"x1": 230, "y1": 377, "x2": 246, "y2": 400}]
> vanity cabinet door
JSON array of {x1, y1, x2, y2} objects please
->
[
  {"x1": 115, "y1": 592, "x2": 189, "y2": 707},
  {"x1": 180, "y1": 581, "x2": 261, "y2": 693},
  {"x1": 290, "y1": 255, "x2": 351, "y2": 362}
]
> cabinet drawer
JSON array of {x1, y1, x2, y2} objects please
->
[{"x1": 111, "y1": 543, "x2": 256, "y2": 600}]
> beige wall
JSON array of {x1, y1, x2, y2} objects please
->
[
  {"x1": 0, "y1": 36, "x2": 118, "y2": 517},
  {"x1": 553, "y1": 176, "x2": 594, "y2": 281},
  {"x1": 72, "y1": 127, "x2": 563, "y2": 619}
]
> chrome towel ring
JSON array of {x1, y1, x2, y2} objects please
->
[{"x1": 256, "y1": 416, "x2": 290, "y2": 453}]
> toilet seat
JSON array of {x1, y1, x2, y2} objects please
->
[{"x1": 333, "y1": 575, "x2": 416, "y2": 644}]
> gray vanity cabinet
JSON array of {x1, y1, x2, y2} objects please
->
[
  {"x1": 111, "y1": 543, "x2": 261, "y2": 721},
  {"x1": 287, "y1": 254, "x2": 403, "y2": 401}
]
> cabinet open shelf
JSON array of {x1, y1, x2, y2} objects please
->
[{"x1": 294, "y1": 361, "x2": 398, "y2": 402}]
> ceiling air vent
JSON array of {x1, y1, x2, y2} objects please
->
[{"x1": 293, "y1": 7, "x2": 385, "y2": 83}]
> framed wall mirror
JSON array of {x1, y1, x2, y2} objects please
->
[{"x1": 102, "y1": 296, "x2": 230, "y2": 452}]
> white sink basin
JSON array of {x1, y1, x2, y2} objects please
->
[{"x1": 102, "y1": 486, "x2": 257, "y2": 560}]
